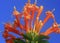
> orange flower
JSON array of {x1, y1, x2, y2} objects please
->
[{"x1": 3, "y1": 0, "x2": 60, "y2": 43}]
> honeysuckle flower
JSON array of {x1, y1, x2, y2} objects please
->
[{"x1": 3, "y1": 0, "x2": 60, "y2": 43}]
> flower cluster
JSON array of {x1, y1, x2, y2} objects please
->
[{"x1": 3, "y1": 0, "x2": 60, "y2": 43}]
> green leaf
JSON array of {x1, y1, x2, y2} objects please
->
[
  {"x1": 38, "y1": 35, "x2": 49, "y2": 40},
  {"x1": 23, "y1": 34, "x2": 32, "y2": 41},
  {"x1": 13, "y1": 38, "x2": 25, "y2": 43},
  {"x1": 37, "y1": 35, "x2": 49, "y2": 43},
  {"x1": 38, "y1": 40, "x2": 49, "y2": 43},
  {"x1": 34, "y1": 35, "x2": 39, "y2": 41}
]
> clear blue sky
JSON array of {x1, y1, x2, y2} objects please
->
[{"x1": 0, "y1": 0, "x2": 60, "y2": 43}]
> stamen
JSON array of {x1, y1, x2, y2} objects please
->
[
  {"x1": 58, "y1": 24, "x2": 60, "y2": 28},
  {"x1": 13, "y1": 6, "x2": 20, "y2": 16},
  {"x1": 52, "y1": 8, "x2": 55, "y2": 12},
  {"x1": 28, "y1": 0, "x2": 30, "y2": 3},
  {"x1": 34, "y1": 0, "x2": 37, "y2": 4},
  {"x1": 14, "y1": 6, "x2": 16, "y2": 10}
]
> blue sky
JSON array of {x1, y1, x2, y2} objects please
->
[{"x1": 0, "y1": 0, "x2": 60, "y2": 43}]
